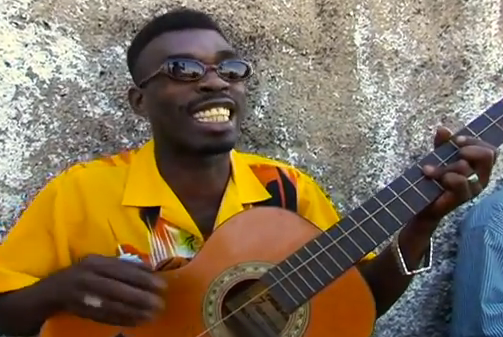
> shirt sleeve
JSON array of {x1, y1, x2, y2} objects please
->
[
  {"x1": 450, "y1": 191, "x2": 503, "y2": 337},
  {"x1": 297, "y1": 172, "x2": 375, "y2": 261},
  {"x1": 0, "y1": 173, "x2": 74, "y2": 294}
]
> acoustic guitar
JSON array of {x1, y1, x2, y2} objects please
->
[{"x1": 41, "y1": 98, "x2": 503, "y2": 337}]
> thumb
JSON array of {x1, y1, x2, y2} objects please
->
[{"x1": 434, "y1": 126, "x2": 453, "y2": 148}]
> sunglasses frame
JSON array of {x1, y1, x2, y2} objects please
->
[{"x1": 138, "y1": 58, "x2": 254, "y2": 88}]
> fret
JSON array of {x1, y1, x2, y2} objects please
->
[
  {"x1": 375, "y1": 189, "x2": 415, "y2": 223},
  {"x1": 336, "y1": 215, "x2": 377, "y2": 247},
  {"x1": 416, "y1": 164, "x2": 446, "y2": 191},
  {"x1": 374, "y1": 187, "x2": 394, "y2": 206},
  {"x1": 285, "y1": 259, "x2": 316, "y2": 293},
  {"x1": 345, "y1": 206, "x2": 390, "y2": 243},
  {"x1": 304, "y1": 243, "x2": 335, "y2": 279},
  {"x1": 311, "y1": 235, "x2": 344, "y2": 272},
  {"x1": 432, "y1": 141, "x2": 458, "y2": 163},
  {"x1": 347, "y1": 214, "x2": 378, "y2": 246},
  {"x1": 292, "y1": 241, "x2": 333, "y2": 286},
  {"x1": 401, "y1": 175, "x2": 429, "y2": 202},
  {"x1": 291, "y1": 248, "x2": 329, "y2": 288},
  {"x1": 262, "y1": 98, "x2": 503, "y2": 314},
  {"x1": 264, "y1": 270, "x2": 300, "y2": 310},
  {"x1": 457, "y1": 125, "x2": 477, "y2": 137},
  {"x1": 350, "y1": 205, "x2": 369, "y2": 223},
  {"x1": 386, "y1": 194, "x2": 416, "y2": 223},
  {"x1": 337, "y1": 226, "x2": 373, "y2": 256},
  {"x1": 449, "y1": 139, "x2": 460, "y2": 150},
  {"x1": 360, "y1": 213, "x2": 392, "y2": 242},
  {"x1": 292, "y1": 253, "x2": 325, "y2": 287},
  {"x1": 306, "y1": 233, "x2": 346, "y2": 272},
  {"x1": 330, "y1": 226, "x2": 367, "y2": 261},
  {"x1": 485, "y1": 100, "x2": 503, "y2": 120},
  {"x1": 483, "y1": 111, "x2": 503, "y2": 130},
  {"x1": 314, "y1": 219, "x2": 368, "y2": 262},
  {"x1": 265, "y1": 223, "x2": 364, "y2": 310},
  {"x1": 397, "y1": 179, "x2": 431, "y2": 213},
  {"x1": 282, "y1": 232, "x2": 347, "y2": 300},
  {"x1": 480, "y1": 122, "x2": 503, "y2": 146},
  {"x1": 403, "y1": 165, "x2": 424, "y2": 184},
  {"x1": 372, "y1": 194, "x2": 408, "y2": 234},
  {"x1": 303, "y1": 226, "x2": 367, "y2": 279},
  {"x1": 388, "y1": 176, "x2": 412, "y2": 195},
  {"x1": 360, "y1": 197, "x2": 380, "y2": 214},
  {"x1": 322, "y1": 225, "x2": 364, "y2": 265},
  {"x1": 360, "y1": 201, "x2": 394, "y2": 237},
  {"x1": 419, "y1": 152, "x2": 443, "y2": 169},
  {"x1": 414, "y1": 173, "x2": 445, "y2": 201},
  {"x1": 387, "y1": 177, "x2": 429, "y2": 215},
  {"x1": 275, "y1": 265, "x2": 308, "y2": 300},
  {"x1": 466, "y1": 113, "x2": 493, "y2": 134},
  {"x1": 433, "y1": 151, "x2": 448, "y2": 165}
]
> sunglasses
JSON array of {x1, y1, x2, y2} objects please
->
[{"x1": 138, "y1": 58, "x2": 254, "y2": 87}]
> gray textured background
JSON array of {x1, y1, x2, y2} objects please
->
[{"x1": 2, "y1": 0, "x2": 503, "y2": 336}]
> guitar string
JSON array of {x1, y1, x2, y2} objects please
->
[{"x1": 192, "y1": 109, "x2": 503, "y2": 337}]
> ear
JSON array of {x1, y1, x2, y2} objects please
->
[{"x1": 128, "y1": 86, "x2": 148, "y2": 118}]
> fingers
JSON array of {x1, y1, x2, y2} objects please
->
[
  {"x1": 78, "y1": 272, "x2": 165, "y2": 312},
  {"x1": 440, "y1": 172, "x2": 482, "y2": 201},
  {"x1": 423, "y1": 159, "x2": 483, "y2": 199},
  {"x1": 68, "y1": 266, "x2": 166, "y2": 328},
  {"x1": 81, "y1": 255, "x2": 166, "y2": 293},
  {"x1": 71, "y1": 295, "x2": 153, "y2": 327},
  {"x1": 434, "y1": 126, "x2": 453, "y2": 148},
  {"x1": 428, "y1": 129, "x2": 497, "y2": 189},
  {"x1": 457, "y1": 145, "x2": 496, "y2": 186},
  {"x1": 433, "y1": 127, "x2": 499, "y2": 165}
]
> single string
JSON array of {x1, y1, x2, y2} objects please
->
[{"x1": 192, "y1": 111, "x2": 502, "y2": 337}]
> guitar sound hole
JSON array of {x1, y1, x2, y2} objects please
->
[{"x1": 222, "y1": 279, "x2": 290, "y2": 337}]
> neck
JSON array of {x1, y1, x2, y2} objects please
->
[{"x1": 153, "y1": 141, "x2": 232, "y2": 197}]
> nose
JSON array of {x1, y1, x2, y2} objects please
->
[{"x1": 197, "y1": 68, "x2": 230, "y2": 93}]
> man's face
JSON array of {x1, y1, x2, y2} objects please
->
[{"x1": 129, "y1": 29, "x2": 248, "y2": 155}]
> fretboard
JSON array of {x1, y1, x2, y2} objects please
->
[{"x1": 261, "y1": 98, "x2": 503, "y2": 313}]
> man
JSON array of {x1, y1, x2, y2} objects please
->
[
  {"x1": 0, "y1": 7, "x2": 497, "y2": 337},
  {"x1": 450, "y1": 188, "x2": 503, "y2": 336}
]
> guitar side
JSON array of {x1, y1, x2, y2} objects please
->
[{"x1": 41, "y1": 207, "x2": 376, "y2": 337}]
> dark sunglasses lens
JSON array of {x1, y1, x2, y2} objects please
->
[
  {"x1": 166, "y1": 59, "x2": 205, "y2": 81},
  {"x1": 218, "y1": 60, "x2": 252, "y2": 81}
]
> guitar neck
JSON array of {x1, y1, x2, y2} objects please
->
[{"x1": 261, "y1": 98, "x2": 503, "y2": 314}]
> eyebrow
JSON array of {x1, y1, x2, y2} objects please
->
[{"x1": 166, "y1": 49, "x2": 238, "y2": 61}]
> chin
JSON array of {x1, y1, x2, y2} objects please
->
[{"x1": 195, "y1": 141, "x2": 236, "y2": 156}]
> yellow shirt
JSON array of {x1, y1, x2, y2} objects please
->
[{"x1": 0, "y1": 140, "x2": 373, "y2": 293}]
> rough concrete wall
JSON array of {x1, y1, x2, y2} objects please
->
[{"x1": 1, "y1": 0, "x2": 503, "y2": 335}]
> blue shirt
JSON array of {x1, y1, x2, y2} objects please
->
[{"x1": 450, "y1": 189, "x2": 503, "y2": 336}]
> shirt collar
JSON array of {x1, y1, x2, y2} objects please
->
[{"x1": 121, "y1": 140, "x2": 271, "y2": 208}]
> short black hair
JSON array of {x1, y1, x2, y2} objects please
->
[{"x1": 127, "y1": 7, "x2": 226, "y2": 83}]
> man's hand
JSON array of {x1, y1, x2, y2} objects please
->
[
  {"x1": 46, "y1": 254, "x2": 167, "y2": 327},
  {"x1": 405, "y1": 126, "x2": 498, "y2": 236}
]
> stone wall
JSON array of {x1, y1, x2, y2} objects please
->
[{"x1": 1, "y1": 0, "x2": 503, "y2": 336}]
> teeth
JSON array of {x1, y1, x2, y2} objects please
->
[{"x1": 194, "y1": 107, "x2": 231, "y2": 123}]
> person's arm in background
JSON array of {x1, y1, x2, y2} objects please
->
[{"x1": 450, "y1": 189, "x2": 503, "y2": 337}]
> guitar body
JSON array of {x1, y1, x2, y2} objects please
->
[{"x1": 41, "y1": 207, "x2": 376, "y2": 337}]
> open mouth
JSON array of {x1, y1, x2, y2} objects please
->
[
  {"x1": 193, "y1": 107, "x2": 231, "y2": 123},
  {"x1": 191, "y1": 98, "x2": 236, "y2": 124}
]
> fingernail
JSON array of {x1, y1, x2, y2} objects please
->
[
  {"x1": 153, "y1": 278, "x2": 167, "y2": 289},
  {"x1": 423, "y1": 165, "x2": 435, "y2": 174},
  {"x1": 456, "y1": 135, "x2": 466, "y2": 144},
  {"x1": 142, "y1": 310, "x2": 155, "y2": 319}
]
